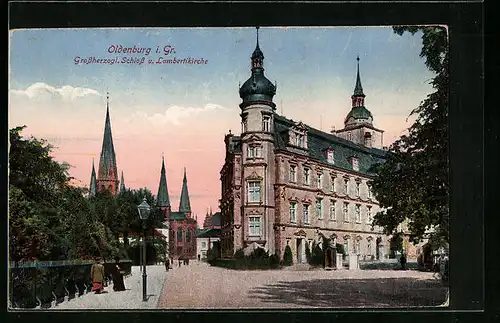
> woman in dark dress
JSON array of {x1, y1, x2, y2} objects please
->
[{"x1": 112, "y1": 256, "x2": 126, "y2": 291}]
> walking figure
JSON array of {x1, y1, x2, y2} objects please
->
[
  {"x1": 400, "y1": 253, "x2": 407, "y2": 270},
  {"x1": 178, "y1": 259, "x2": 182, "y2": 267},
  {"x1": 91, "y1": 257, "x2": 105, "y2": 294},
  {"x1": 165, "y1": 258, "x2": 170, "y2": 271}
]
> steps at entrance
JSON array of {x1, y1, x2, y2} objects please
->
[{"x1": 283, "y1": 263, "x2": 313, "y2": 271}]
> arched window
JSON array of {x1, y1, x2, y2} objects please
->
[
  {"x1": 177, "y1": 229, "x2": 183, "y2": 242},
  {"x1": 186, "y1": 230, "x2": 191, "y2": 243}
]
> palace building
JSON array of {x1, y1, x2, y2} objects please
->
[{"x1": 219, "y1": 29, "x2": 420, "y2": 263}]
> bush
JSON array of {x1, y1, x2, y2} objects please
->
[
  {"x1": 283, "y1": 245, "x2": 293, "y2": 266},
  {"x1": 269, "y1": 253, "x2": 280, "y2": 269},
  {"x1": 311, "y1": 243, "x2": 323, "y2": 267},
  {"x1": 234, "y1": 248, "x2": 245, "y2": 259}
]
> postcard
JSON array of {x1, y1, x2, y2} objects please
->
[{"x1": 8, "y1": 26, "x2": 449, "y2": 310}]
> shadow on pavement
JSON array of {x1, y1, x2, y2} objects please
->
[{"x1": 247, "y1": 277, "x2": 448, "y2": 308}]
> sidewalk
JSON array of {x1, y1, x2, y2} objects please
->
[{"x1": 53, "y1": 265, "x2": 167, "y2": 310}]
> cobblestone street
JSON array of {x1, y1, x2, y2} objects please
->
[{"x1": 158, "y1": 261, "x2": 448, "y2": 309}]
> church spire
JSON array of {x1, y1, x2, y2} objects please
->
[
  {"x1": 97, "y1": 92, "x2": 119, "y2": 195},
  {"x1": 351, "y1": 55, "x2": 366, "y2": 107},
  {"x1": 157, "y1": 155, "x2": 171, "y2": 207},
  {"x1": 120, "y1": 170, "x2": 126, "y2": 192},
  {"x1": 179, "y1": 167, "x2": 191, "y2": 214},
  {"x1": 89, "y1": 158, "x2": 97, "y2": 197}
]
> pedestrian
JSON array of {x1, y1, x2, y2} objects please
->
[
  {"x1": 186, "y1": 258, "x2": 190, "y2": 266},
  {"x1": 178, "y1": 259, "x2": 181, "y2": 267},
  {"x1": 91, "y1": 257, "x2": 105, "y2": 294},
  {"x1": 198, "y1": 254, "x2": 201, "y2": 261},
  {"x1": 165, "y1": 257, "x2": 170, "y2": 271},
  {"x1": 112, "y1": 256, "x2": 126, "y2": 291},
  {"x1": 400, "y1": 253, "x2": 407, "y2": 270}
]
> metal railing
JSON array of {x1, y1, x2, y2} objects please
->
[{"x1": 9, "y1": 260, "x2": 132, "y2": 309}]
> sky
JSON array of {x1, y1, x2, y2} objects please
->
[{"x1": 8, "y1": 27, "x2": 435, "y2": 226}]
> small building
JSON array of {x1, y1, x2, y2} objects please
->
[{"x1": 196, "y1": 228, "x2": 221, "y2": 260}]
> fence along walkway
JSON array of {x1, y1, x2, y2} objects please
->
[{"x1": 37, "y1": 265, "x2": 167, "y2": 310}]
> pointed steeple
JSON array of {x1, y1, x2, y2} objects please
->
[
  {"x1": 351, "y1": 55, "x2": 366, "y2": 108},
  {"x1": 157, "y1": 155, "x2": 171, "y2": 207},
  {"x1": 345, "y1": 56, "x2": 373, "y2": 127},
  {"x1": 97, "y1": 92, "x2": 119, "y2": 194},
  {"x1": 251, "y1": 26, "x2": 264, "y2": 69},
  {"x1": 179, "y1": 167, "x2": 191, "y2": 213},
  {"x1": 120, "y1": 171, "x2": 126, "y2": 192},
  {"x1": 353, "y1": 55, "x2": 365, "y2": 97},
  {"x1": 89, "y1": 158, "x2": 97, "y2": 197}
]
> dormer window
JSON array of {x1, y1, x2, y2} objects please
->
[
  {"x1": 296, "y1": 134, "x2": 305, "y2": 147},
  {"x1": 347, "y1": 132, "x2": 352, "y2": 141},
  {"x1": 327, "y1": 149, "x2": 335, "y2": 164},
  {"x1": 351, "y1": 157, "x2": 359, "y2": 171},
  {"x1": 289, "y1": 122, "x2": 308, "y2": 149}
]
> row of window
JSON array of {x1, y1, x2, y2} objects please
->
[
  {"x1": 288, "y1": 166, "x2": 370, "y2": 197},
  {"x1": 241, "y1": 115, "x2": 272, "y2": 133},
  {"x1": 289, "y1": 200, "x2": 373, "y2": 224},
  {"x1": 176, "y1": 229, "x2": 195, "y2": 243}
]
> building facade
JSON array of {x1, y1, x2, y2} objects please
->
[
  {"x1": 156, "y1": 157, "x2": 198, "y2": 260},
  {"x1": 219, "y1": 29, "x2": 406, "y2": 263}
]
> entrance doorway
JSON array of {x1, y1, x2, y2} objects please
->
[{"x1": 296, "y1": 238, "x2": 306, "y2": 263}]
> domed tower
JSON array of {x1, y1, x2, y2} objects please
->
[
  {"x1": 237, "y1": 27, "x2": 277, "y2": 254},
  {"x1": 336, "y1": 56, "x2": 384, "y2": 149}
]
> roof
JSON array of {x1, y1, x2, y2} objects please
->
[
  {"x1": 211, "y1": 212, "x2": 221, "y2": 227},
  {"x1": 196, "y1": 228, "x2": 221, "y2": 238},
  {"x1": 170, "y1": 212, "x2": 186, "y2": 221},
  {"x1": 97, "y1": 102, "x2": 118, "y2": 181},
  {"x1": 178, "y1": 168, "x2": 191, "y2": 213},
  {"x1": 274, "y1": 114, "x2": 386, "y2": 176},
  {"x1": 156, "y1": 157, "x2": 170, "y2": 207},
  {"x1": 345, "y1": 106, "x2": 373, "y2": 123}
]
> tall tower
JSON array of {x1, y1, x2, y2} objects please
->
[
  {"x1": 89, "y1": 158, "x2": 98, "y2": 198},
  {"x1": 238, "y1": 27, "x2": 277, "y2": 254},
  {"x1": 157, "y1": 156, "x2": 171, "y2": 220},
  {"x1": 336, "y1": 56, "x2": 384, "y2": 149},
  {"x1": 96, "y1": 92, "x2": 120, "y2": 195},
  {"x1": 119, "y1": 171, "x2": 126, "y2": 193},
  {"x1": 178, "y1": 167, "x2": 192, "y2": 217}
]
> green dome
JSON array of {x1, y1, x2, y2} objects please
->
[
  {"x1": 344, "y1": 106, "x2": 373, "y2": 123},
  {"x1": 239, "y1": 68, "x2": 276, "y2": 103}
]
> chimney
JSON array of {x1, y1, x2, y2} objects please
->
[{"x1": 330, "y1": 126, "x2": 336, "y2": 134}]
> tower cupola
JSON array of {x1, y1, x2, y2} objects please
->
[{"x1": 239, "y1": 27, "x2": 277, "y2": 107}]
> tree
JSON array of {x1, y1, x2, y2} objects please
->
[
  {"x1": 370, "y1": 26, "x2": 449, "y2": 247},
  {"x1": 389, "y1": 232, "x2": 404, "y2": 257},
  {"x1": 283, "y1": 245, "x2": 293, "y2": 266}
]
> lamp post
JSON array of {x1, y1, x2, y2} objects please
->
[{"x1": 137, "y1": 197, "x2": 151, "y2": 302}]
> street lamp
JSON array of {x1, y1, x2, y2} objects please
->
[{"x1": 137, "y1": 197, "x2": 151, "y2": 302}]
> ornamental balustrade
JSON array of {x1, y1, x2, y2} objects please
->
[{"x1": 9, "y1": 259, "x2": 132, "y2": 309}]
